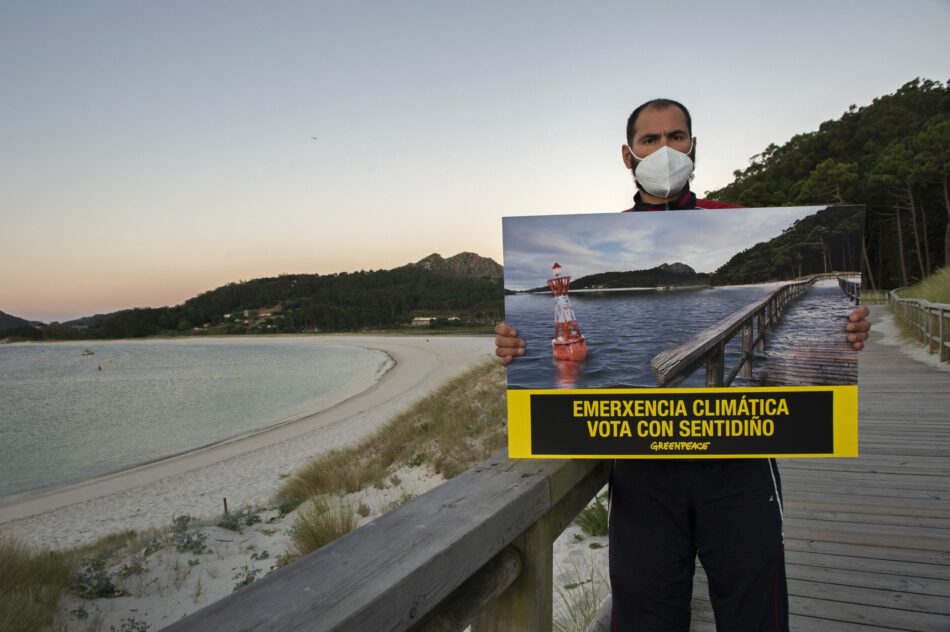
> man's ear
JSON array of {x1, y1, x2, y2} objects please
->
[{"x1": 621, "y1": 145, "x2": 634, "y2": 170}]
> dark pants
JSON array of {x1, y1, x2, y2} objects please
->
[{"x1": 609, "y1": 459, "x2": 788, "y2": 632}]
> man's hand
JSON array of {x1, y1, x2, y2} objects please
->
[
  {"x1": 846, "y1": 305, "x2": 871, "y2": 351},
  {"x1": 495, "y1": 322, "x2": 526, "y2": 365}
]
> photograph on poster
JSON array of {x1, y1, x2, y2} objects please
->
[{"x1": 502, "y1": 205, "x2": 865, "y2": 458}]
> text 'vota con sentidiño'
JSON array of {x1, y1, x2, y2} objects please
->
[{"x1": 573, "y1": 396, "x2": 790, "y2": 439}]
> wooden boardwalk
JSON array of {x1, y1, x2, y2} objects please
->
[
  {"x1": 756, "y1": 282, "x2": 858, "y2": 386},
  {"x1": 689, "y1": 311, "x2": 950, "y2": 631}
]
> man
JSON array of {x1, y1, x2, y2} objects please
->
[{"x1": 495, "y1": 98, "x2": 871, "y2": 631}]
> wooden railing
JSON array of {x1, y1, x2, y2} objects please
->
[
  {"x1": 889, "y1": 289, "x2": 950, "y2": 363},
  {"x1": 163, "y1": 451, "x2": 609, "y2": 632},
  {"x1": 651, "y1": 279, "x2": 814, "y2": 387},
  {"x1": 837, "y1": 276, "x2": 861, "y2": 304}
]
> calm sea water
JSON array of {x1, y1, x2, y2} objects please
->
[
  {"x1": 0, "y1": 338, "x2": 389, "y2": 499},
  {"x1": 505, "y1": 285, "x2": 785, "y2": 390}
]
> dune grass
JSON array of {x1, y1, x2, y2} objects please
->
[
  {"x1": 0, "y1": 535, "x2": 76, "y2": 632},
  {"x1": 553, "y1": 560, "x2": 610, "y2": 632},
  {"x1": 275, "y1": 359, "x2": 507, "y2": 514},
  {"x1": 891, "y1": 268, "x2": 950, "y2": 348},
  {"x1": 290, "y1": 498, "x2": 358, "y2": 556},
  {"x1": 897, "y1": 267, "x2": 950, "y2": 303}
]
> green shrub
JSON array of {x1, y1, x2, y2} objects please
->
[
  {"x1": 576, "y1": 494, "x2": 609, "y2": 537},
  {"x1": 72, "y1": 557, "x2": 123, "y2": 599},
  {"x1": 170, "y1": 515, "x2": 208, "y2": 554}
]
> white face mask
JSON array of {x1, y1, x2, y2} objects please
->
[{"x1": 628, "y1": 143, "x2": 694, "y2": 199}]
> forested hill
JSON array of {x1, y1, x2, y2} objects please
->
[
  {"x1": 706, "y1": 78, "x2": 948, "y2": 290},
  {"x1": 710, "y1": 206, "x2": 863, "y2": 285},
  {"x1": 0, "y1": 310, "x2": 33, "y2": 332},
  {"x1": 7, "y1": 252, "x2": 503, "y2": 340}
]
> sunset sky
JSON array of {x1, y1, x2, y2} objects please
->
[{"x1": 2, "y1": 1, "x2": 948, "y2": 322}]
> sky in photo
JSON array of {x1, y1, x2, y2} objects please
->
[
  {"x1": 502, "y1": 206, "x2": 824, "y2": 289},
  {"x1": 1, "y1": 1, "x2": 948, "y2": 321}
]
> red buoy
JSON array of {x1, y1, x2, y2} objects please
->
[{"x1": 546, "y1": 263, "x2": 587, "y2": 361}]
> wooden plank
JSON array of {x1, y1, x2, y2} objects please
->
[
  {"x1": 785, "y1": 593, "x2": 950, "y2": 631},
  {"x1": 783, "y1": 520, "x2": 950, "y2": 552},
  {"x1": 784, "y1": 538, "x2": 950, "y2": 566},
  {"x1": 778, "y1": 456, "x2": 950, "y2": 476},
  {"x1": 780, "y1": 470, "x2": 950, "y2": 491},
  {"x1": 782, "y1": 494, "x2": 950, "y2": 519},
  {"x1": 783, "y1": 563, "x2": 950, "y2": 597},
  {"x1": 787, "y1": 615, "x2": 911, "y2": 631},
  {"x1": 783, "y1": 508, "x2": 950, "y2": 530},
  {"x1": 780, "y1": 481, "x2": 946, "y2": 501},
  {"x1": 693, "y1": 569, "x2": 950, "y2": 614},
  {"x1": 693, "y1": 572, "x2": 950, "y2": 631}
]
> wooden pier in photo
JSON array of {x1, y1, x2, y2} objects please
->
[
  {"x1": 651, "y1": 272, "x2": 859, "y2": 388},
  {"x1": 755, "y1": 281, "x2": 859, "y2": 386}
]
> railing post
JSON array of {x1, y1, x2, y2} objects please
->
[
  {"x1": 473, "y1": 515, "x2": 554, "y2": 632},
  {"x1": 756, "y1": 310, "x2": 766, "y2": 352},
  {"x1": 925, "y1": 307, "x2": 938, "y2": 353},
  {"x1": 705, "y1": 342, "x2": 725, "y2": 387},
  {"x1": 740, "y1": 322, "x2": 753, "y2": 379},
  {"x1": 941, "y1": 308, "x2": 948, "y2": 363}
]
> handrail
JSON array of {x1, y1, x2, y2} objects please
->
[
  {"x1": 163, "y1": 451, "x2": 609, "y2": 632},
  {"x1": 837, "y1": 276, "x2": 861, "y2": 304},
  {"x1": 888, "y1": 289, "x2": 950, "y2": 363},
  {"x1": 651, "y1": 279, "x2": 814, "y2": 387}
]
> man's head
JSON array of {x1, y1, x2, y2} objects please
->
[{"x1": 621, "y1": 99, "x2": 697, "y2": 201}]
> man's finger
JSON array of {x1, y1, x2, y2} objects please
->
[
  {"x1": 848, "y1": 305, "x2": 869, "y2": 321},
  {"x1": 495, "y1": 322, "x2": 517, "y2": 337},
  {"x1": 846, "y1": 319, "x2": 871, "y2": 333},
  {"x1": 495, "y1": 345, "x2": 525, "y2": 358},
  {"x1": 495, "y1": 335, "x2": 525, "y2": 349}
]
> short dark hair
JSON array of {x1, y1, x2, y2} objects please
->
[{"x1": 626, "y1": 99, "x2": 692, "y2": 144}]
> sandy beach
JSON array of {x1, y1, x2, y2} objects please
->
[
  {"x1": 0, "y1": 332, "x2": 613, "y2": 631},
  {"x1": 0, "y1": 334, "x2": 492, "y2": 549}
]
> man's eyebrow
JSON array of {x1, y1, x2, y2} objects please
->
[{"x1": 636, "y1": 129, "x2": 689, "y2": 141}]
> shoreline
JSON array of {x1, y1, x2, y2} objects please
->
[
  {"x1": 0, "y1": 334, "x2": 492, "y2": 548},
  {"x1": 0, "y1": 347, "x2": 395, "y2": 512}
]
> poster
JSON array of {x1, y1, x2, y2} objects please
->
[{"x1": 503, "y1": 205, "x2": 864, "y2": 458}]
